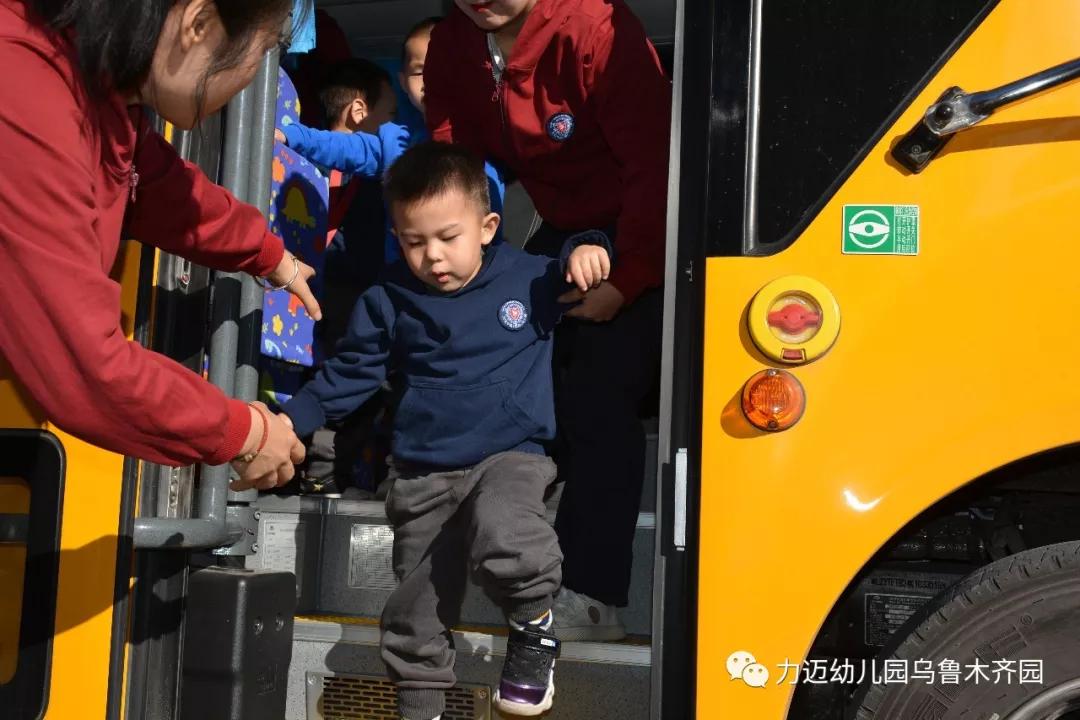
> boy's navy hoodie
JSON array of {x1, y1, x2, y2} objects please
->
[{"x1": 283, "y1": 241, "x2": 605, "y2": 469}]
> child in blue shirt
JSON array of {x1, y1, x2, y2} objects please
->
[
  {"x1": 282, "y1": 142, "x2": 610, "y2": 720},
  {"x1": 278, "y1": 17, "x2": 506, "y2": 262}
]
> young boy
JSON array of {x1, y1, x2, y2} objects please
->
[
  {"x1": 279, "y1": 17, "x2": 506, "y2": 263},
  {"x1": 281, "y1": 142, "x2": 612, "y2": 720},
  {"x1": 424, "y1": 0, "x2": 671, "y2": 641}
]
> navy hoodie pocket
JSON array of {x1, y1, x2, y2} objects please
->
[{"x1": 393, "y1": 379, "x2": 540, "y2": 467}]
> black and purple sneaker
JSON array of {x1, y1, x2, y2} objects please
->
[{"x1": 494, "y1": 621, "x2": 560, "y2": 716}]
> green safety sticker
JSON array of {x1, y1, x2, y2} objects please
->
[{"x1": 842, "y1": 204, "x2": 919, "y2": 255}]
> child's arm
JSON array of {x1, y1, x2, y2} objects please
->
[
  {"x1": 588, "y1": 6, "x2": 672, "y2": 306},
  {"x1": 280, "y1": 122, "x2": 410, "y2": 177},
  {"x1": 533, "y1": 231, "x2": 615, "y2": 331},
  {"x1": 282, "y1": 286, "x2": 395, "y2": 437}
]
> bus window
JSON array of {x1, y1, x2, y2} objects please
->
[
  {"x1": 0, "y1": 432, "x2": 64, "y2": 720},
  {"x1": 744, "y1": 0, "x2": 996, "y2": 253},
  {"x1": 0, "y1": 476, "x2": 29, "y2": 684}
]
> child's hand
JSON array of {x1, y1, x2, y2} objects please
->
[
  {"x1": 275, "y1": 128, "x2": 287, "y2": 145},
  {"x1": 565, "y1": 244, "x2": 611, "y2": 292}
]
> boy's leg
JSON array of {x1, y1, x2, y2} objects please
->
[
  {"x1": 554, "y1": 288, "x2": 664, "y2": 608},
  {"x1": 463, "y1": 451, "x2": 562, "y2": 715},
  {"x1": 381, "y1": 466, "x2": 468, "y2": 720},
  {"x1": 463, "y1": 451, "x2": 562, "y2": 620}
]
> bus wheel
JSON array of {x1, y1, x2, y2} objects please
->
[{"x1": 852, "y1": 540, "x2": 1080, "y2": 720}]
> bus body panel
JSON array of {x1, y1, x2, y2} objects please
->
[
  {"x1": 0, "y1": 241, "x2": 141, "y2": 718},
  {"x1": 697, "y1": 1, "x2": 1080, "y2": 716}
]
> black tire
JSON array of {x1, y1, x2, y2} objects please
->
[{"x1": 852, "y1": 541, "x2": 1080, "y2": 719}]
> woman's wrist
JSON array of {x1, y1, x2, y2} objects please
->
[{"x1": 234, "y1": 403, "x2": 268, "y2": 463}]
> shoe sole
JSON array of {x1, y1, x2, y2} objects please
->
[
  {"x1": 552, "y1": 625, "x2": 626, "y2": 642},
  {"x1": 494, "y1": 671, "x2": 554, "y2": 717},
  {"x1": 494, "y1": 682, "x2": 552, "y2": 716}
]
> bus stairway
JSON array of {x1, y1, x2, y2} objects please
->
[{"x1": 247, "y1": 421, "x2": 660, "y2": 720}]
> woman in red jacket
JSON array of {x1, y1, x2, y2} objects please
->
[{"x1": 0, "y1": 0, "x2": 321, "y2": 491}]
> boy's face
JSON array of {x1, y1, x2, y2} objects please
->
[
  {"x1": 356, "y1": 80, "x2": 397, "y2": 133},
  {"x1": 454, "y1": 0, "x2": 538, "y2": 32},
  {"x1": 399, "y1": 32, "x2": 430, "y2": 112},
  {"x1": 392, "y1": 189, "x2": 500, "y2": 293}
]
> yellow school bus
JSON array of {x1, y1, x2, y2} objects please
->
[{"x1": 4, "y1": 1, "x2": 1080, "y2": 719}]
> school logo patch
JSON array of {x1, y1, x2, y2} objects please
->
[
  {"x1": 547, "y1": 112, "x2": 575, "y2": 142},
  {"x1": 499, "y1": 300, "x2": 529, "y2": 330}
]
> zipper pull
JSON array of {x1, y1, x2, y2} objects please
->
[
  {"x1": 129, "y1": 166, "x2": 139, "y2": 203},
  {"x1": 491, "y1": 81, "x2": 503, "y2": 103}
]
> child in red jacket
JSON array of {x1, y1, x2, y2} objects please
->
[{"x1": 425, "y1": 0, "x2": 670, "y2": 645}]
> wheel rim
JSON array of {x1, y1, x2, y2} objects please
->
[{"x1": 1004, "y1": 678, "x2": 1080, "y2": 720}]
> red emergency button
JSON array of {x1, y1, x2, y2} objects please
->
[
  {"x1": 748, "y1": 276, "x2": 840, "y2": 364},
  {"x1": 767, "y1": 296, "x2": 823, "y2": 343}
]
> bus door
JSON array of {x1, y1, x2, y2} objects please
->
[{"x1": 661, "y1": 0, "x2": 1080, "y2": 717}]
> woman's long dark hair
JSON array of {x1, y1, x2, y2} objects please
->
[{"x1": 29, "y1": 0, "x2": 301, "y2": 99}]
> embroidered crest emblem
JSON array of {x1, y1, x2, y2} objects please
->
[
  {"x1": 547, "y1": 112, "x2": 575, "y2": 142},
  {"x1": 499, "y1": 300, "x2": 529, "y2": 330}
]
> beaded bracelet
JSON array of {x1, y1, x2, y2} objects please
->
[{"x1": 234, "y1": 402, "x2": 269, "y2": 464}]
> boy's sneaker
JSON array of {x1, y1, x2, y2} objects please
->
[
  {"x1": 551, "y1": 587, "x2": 626, "y2": 642},
  {"x1": 495, "y1": 613, "x2": 559, "y2": 716}
]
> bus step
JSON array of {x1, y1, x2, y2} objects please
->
[
  {"x1": 251, "y1": 500, "x2": 656, "y2": 638},
  {"x1": 288, "y1": 617, "x2": 651, "y2": 720}
]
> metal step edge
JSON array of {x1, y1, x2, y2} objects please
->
[
  {"x1": 258, "y1": 497, "x2": 656, "y2": 530},
  {"x1": 292, "y1": 618, "x2": 652, "y2": 668}
]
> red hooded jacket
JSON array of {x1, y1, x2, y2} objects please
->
[
  {"x1": 0, "y1": 0, "x2": 284, "y2": 466},
  {"x1": 424, "y1": 0, "x2": 671, "y2": 305}
]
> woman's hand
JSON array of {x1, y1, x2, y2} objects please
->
[
  {"x1": 265, "y1": 252, "x2": 322, "y2": 320},
  {"x1": 559, "y1": 281, "x2": 625, "y2": 322},
  {"x1": 229, "y1": 402, "x2": 306, "y2": 491}
]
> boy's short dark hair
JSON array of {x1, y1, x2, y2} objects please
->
[
  {"x1": 401, "y1": 16, "x2": 443, "y2": 63},
  {"x1": 385, "y1": 142, "x2": 491, "y2": 215},
  {"x1": 318, "y1": 58, "x2": 392, "y2": 126}
]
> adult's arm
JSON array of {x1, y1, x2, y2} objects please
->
[
  {"x1": 128, "y1": 122, "x2": 283, "y2": 277},
  {"x1": 0, "y1": 37, "x2": 250, "y2": 466},
  {"x1": 589, "y1": 6, "x2": 672, "y2": 304}
]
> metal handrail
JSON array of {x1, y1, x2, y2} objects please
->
[{"x1": 133, "y1": 50, "x2": 278, "y2": 549}]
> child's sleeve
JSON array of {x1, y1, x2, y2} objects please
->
[
  {"x1": 557, "y1": 229, "x2": 615, "y2": 271},
  {"x1": 485, "y1": 161, "x2": 506, "y2": 245},
  {"x1": 281, "y1": 122, "x2": 401, "y2": 177},
  {"x1": 282, "y1": 285, "x2": 396, "y2": 436},
  {"x1": 588, "y1": 6, "x2": 672, "y2": 305}
]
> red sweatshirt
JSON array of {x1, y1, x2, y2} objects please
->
[
  {"x1": 424, "y1": 0, "x2": 672, "y2": 305},
  {"x1": 0, "y1": 0, "x2": 284, "y2": 466}
]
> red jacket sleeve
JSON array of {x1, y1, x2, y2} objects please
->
[
  {"x1": 128, "y1": 126, "x2": 284, "y2": 277},
  {"x1": 0, "y1": 36, "x2": 250, "y2": 467},
  {"x1": 423, "y1": 19, "x2": 458, "y2": 144},
  {"x1": 588, "y1": 7, "x2": 672, "y2": 304}
]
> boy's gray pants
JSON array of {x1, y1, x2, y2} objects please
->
[{"x1": 381, "y1": 450, "x2": 562, "y2": 720}]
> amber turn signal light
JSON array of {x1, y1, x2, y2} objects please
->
[{"x1": 741, "y1": 369, "x2": 806, "y2": 432}]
